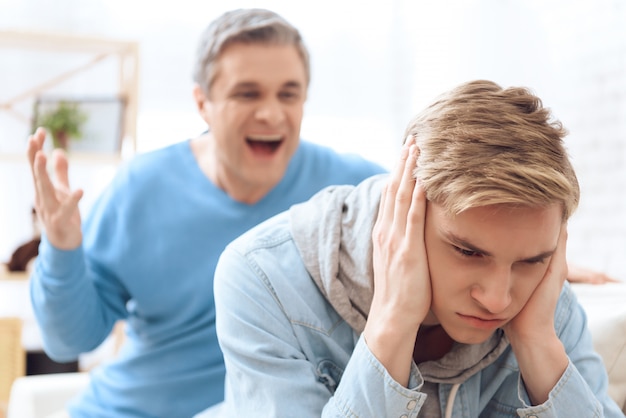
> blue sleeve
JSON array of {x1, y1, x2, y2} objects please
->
[
  {"x1": 30, "y1": 169, "x2": 131, "y2": 362},
  {"x1": 214, "y1": 245, "x2": 426, "y2": 417},
  {"x1": 515, "y1": 283, "x2": 624, "y2": 417},
  {"x1": 215, "y1": 246, "x2": 330, "y2": 417},
  {"x1": 324, "y1": 337, "x2": 425, "y2": 417}
]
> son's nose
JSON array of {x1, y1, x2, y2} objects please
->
[{"x1": 470, "y1": 268, "x2": 512, "y2": 314}]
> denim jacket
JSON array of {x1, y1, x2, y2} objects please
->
[{"x1": 214, "y1": 178, "x2": 623, "y2": 418}]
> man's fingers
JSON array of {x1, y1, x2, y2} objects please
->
[
  {"x1": 28, "y1": 128, "x2": 49, "y2": 211},
  {"x1": 51, "y1": 148, "x2": 71, "y2": 190},
  {"x1": 603, "y1": 275, "x2": 621, "y2": 284},
  {"x1": 59, "y1": 189, "x2": 84, "y2": 218},
  {"x1": 27, "y1": 128, "x2": 47, "y2": 174},
  {"x1": 33, "y1": 152, "x2": 59, "y2": 210}
]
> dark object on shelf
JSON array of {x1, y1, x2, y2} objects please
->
[
  {"x1": 5, "y1": 238, "x2": 40, "y2": 272},
  {"x1": 26, "y1": 350, "x2": 79, "y2": 375}
]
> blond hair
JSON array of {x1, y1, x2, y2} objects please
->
[{"x1": 406, "y1": 80, "x2": 579, "y2": 219}]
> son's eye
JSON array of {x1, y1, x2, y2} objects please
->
[
  {"x1": 453, "y1": 246, "x2": 481, "y2": 258},
  {"x1": 522, "y1": 258, "x2": 547, "y2": 265}
]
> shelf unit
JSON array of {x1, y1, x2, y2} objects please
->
[
  {"x1": 0, "y1": 30, "x2": 140, "y2": 270},
  {"x1": 0, "y1": 29, "x2": 140, "y2": 161}
]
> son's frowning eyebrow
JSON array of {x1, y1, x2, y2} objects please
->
[{"x1": 442, "y1": 230, "x2": 556, "y2": 263}]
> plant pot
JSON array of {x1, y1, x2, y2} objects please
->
[{"x1": 52, "y1": 131, "x2": 70, "y2": 151}]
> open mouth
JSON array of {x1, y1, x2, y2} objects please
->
[{"x1": 246, "y1": 134, "x2": 283, "y2": 155}]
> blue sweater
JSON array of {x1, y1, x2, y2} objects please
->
[{"x1": 30, "y1": 140, "x2": 386, "y2": 418}]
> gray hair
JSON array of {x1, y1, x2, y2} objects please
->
[{"x1": 192, "y1": 8, "x2": 310, "y2": 94}]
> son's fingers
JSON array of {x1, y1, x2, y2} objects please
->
[
  {"x1": 550, "y1": 224, "x2": 569, "y2": 286},
  {"x1": 382, "y1": 143, "x2": 410, "y2": 222},
  {"x1": 393, "y1": 145, "x2": 418, "y2": 229},
  {"x1": 376, "y1": 136, "x2": 419, "y2": 233},
  {"x1": 405, "y1": 149, "x2": 426, "y2": 240},
  {"x1": 375, "y1": 184, "x2": 388, "y2": 226},
  {"x1": 556, "y1": 224, "x2": 568, "y2": 257}
]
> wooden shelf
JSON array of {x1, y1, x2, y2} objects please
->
[
  {"x1": 0, "y1": 152, "x2": 124, "y2": 165},
  {"x1": 0, "y1": 265, "x2": 29, "y2": 281},
  {"x1": 0, "y1": 30, "x2": 140, "y2": 158},
  {"x1": 0, "y1": 30, "x2": 137, "y2": 55}
]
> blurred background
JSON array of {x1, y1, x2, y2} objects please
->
[{"x1": 1, "y1": 0, "x2": 625, "y2": 279}]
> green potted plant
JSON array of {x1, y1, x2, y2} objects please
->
[{"x1": 33, "y1": 100, "x2": 88, "y2": 151}]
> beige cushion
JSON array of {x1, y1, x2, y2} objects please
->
[
  {"x1": 572, "y1": 283, "x2": 626, "y2": 412},
  {"x1": 593, "y1": 311, "x2": 626, "y2": 412}
]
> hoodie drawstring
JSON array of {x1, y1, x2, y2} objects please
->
[{"x1": 444, "y1": 383, "x2": 461, "y2": 418}]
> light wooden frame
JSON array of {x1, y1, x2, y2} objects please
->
[
  {"x1": 0, "y1": 318, "x2": 24, "y2": 418},
  {"x1": 33, "y1": 96, "x2": 126, "y2": 155},
  {"x1": 0, "y1": 30, "x2": 139, "y2": 160}
]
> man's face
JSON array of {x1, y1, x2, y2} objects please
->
[
  {"x1": 424, "y1": 202, "x2": 562, "y2": 344},
  {"x1": 196, "y1": 42, "x2": 307, "y2": 200}
]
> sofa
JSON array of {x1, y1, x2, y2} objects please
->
[{"x1": 7, "y1": 283, "x2": 626, "y2": 417}]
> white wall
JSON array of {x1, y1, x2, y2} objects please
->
[{"x1": 0, "y1": 0, "x2": 624, "y2": 279}]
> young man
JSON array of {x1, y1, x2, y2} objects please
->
[
  {"x1": 213, "y1": 80, "x2": 624, "y2": 417},
  {"x1": 26, "y1": 9, "x2": 385, "y2": 417}
]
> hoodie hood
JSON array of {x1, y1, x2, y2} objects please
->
[
  {"x1": 289, "y1": 174, "x2": 510, "y2": 384},
  {"x1": 291, "y1": 175, "x2": 384, "y2": 333}
]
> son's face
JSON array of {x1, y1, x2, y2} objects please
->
[{"x1": 424, "y1": 202, "x2": 562, "y2": 344}]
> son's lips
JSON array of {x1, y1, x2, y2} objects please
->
[
  {"x1": 457, "y1": 313, "x2": 507, "y2": 329},
  {"x1": 459, "y1": 313, "x2": 505, "y2": 321}
]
